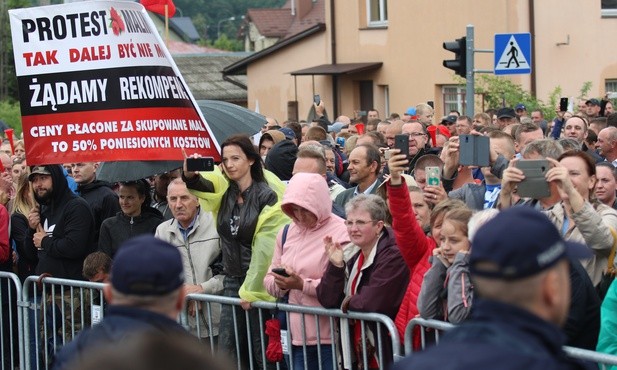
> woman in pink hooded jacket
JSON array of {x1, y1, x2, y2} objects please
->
[{"x1": 264, "y1": 172, "x2": 349, "y2": 370}]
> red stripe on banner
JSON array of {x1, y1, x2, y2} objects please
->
[{"x1": 23, "y1": 107, "x2": 220, "y2": 165}]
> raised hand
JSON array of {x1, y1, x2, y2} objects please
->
[{"x1": 323, "y1": 236, "x2": 344, "y2": 268}]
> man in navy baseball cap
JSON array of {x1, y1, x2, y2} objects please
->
[
  {"x1": 53, "y1": 235, "x2": 190, "y2": 370},
  {"x1": 393, "y1": 207, "x2": 596, "y2": 370}
]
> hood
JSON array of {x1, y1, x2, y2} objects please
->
[
  {"x1": 281, "y1": 173, "x2": 332, "y2": 227},
  {"x1": 265, "y1": 140, "x2": 297, "y2": 181},
  {"x1": 33, "y1": 164, "x2": 70, "y2": 205},
  {"x1": 77, "y1": 179, "x2": 114, "y2": 192}
]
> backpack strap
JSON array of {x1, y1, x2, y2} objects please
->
[{"x1": 281, "y1": 224, "x2": 290, "y2": 249}]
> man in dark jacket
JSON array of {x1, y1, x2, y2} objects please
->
[
  {"x1": 25, "y1": 165, "x2": 96, "y2": 280},
  {"x1": 394, "y1": 207, "x2": 596, "y2": 370},
  {"x1": 71, "y1": 162, "x2": 120, "y2": 247},
  {"x1": 52, "y1": 235, "x2": 190, "y2": 370}
]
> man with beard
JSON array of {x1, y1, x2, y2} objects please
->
[{"x1": 25, "y1": 165, "x2": 95, "y2": 279}]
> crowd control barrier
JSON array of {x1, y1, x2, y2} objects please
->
[
  {"x1": 405, "y1": 317, "x2": 617, "y2": 370},
  {"x1": 0, "y1": 272, "x2": 23, "y2": 370},
  {"x1": 22, "y1": 276, "x2": 105, "y2": 370},
  {"x1": 182, "y1": 293, "x2": 402, "y2": 370}
]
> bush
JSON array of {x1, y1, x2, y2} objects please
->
[{"x1": 0, "y1": 100, "x2": 23, "y2": 136}]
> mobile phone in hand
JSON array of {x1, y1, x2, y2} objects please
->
[
  {"x1": 186, "y1": 157, "x2": 215, "y2": 172},
  {"x1": 515, "y1": 159, "x2": 551, "y2": 199},
  {"x1": 272, "y1": 268, "x2": 290, "y2": 277},
  {"x1": 313, "y1": 94, "x2": 321, "y2": 105},
  {"x1": 559, "y1": 97, "x2": 568, "y2": 112},
  {"x1": 394, "y1": 134, "x2": 410, "y2": 158},
  {"x1": 426, "y1": 166, "x2": 441, "y2": 186}
]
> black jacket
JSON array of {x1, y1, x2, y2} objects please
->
[
  {"x1": 52, "y1": 305, "x2": 190, "y2": 370},
  {"x1": 565, "y1": 259, "x2": 600, "y2": 350},
  {"x1": 393, "y1": 299, "x2": 595, "y2": 370},
  {"x1": 216, "y1": 180, "x2": 277, "y2": 277},
  {"x1": 25, "y1": 165, "x2": 96, "y2": 280},
  {"x1": 11, "y1": 213, "x2": 37, "y2": 281},
  {"x1": 77, "y1": 180, "x2": 120, "y2": 248},
  {"x1": 98, "y1": 207, "x2": 164, "y2": 258}
]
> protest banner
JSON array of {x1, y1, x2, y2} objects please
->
[{"x1": 9, "y1": 0, "x2": 221, "y2": 165}]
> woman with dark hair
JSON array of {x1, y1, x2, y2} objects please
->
[
  {"x1": 98, "y1": 179, "x2": 163, "y2": 258},
  {"x1": 183, "y1": 134, "x2": 288, "y2": 370}
]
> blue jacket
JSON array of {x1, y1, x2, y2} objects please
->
[
  {"x1": 394, "y1": 299, "x2": 595, "y2": 370},
  {"x1": 52, "y1": 305, "x2": 189, "y2": 370}
]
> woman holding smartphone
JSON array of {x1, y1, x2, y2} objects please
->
[
  {"x1": 184, "y1": 134, "x2": 288, "y2": 370},
  {"x1": 264, "y1": 173, "x2": 349, "y2": 370}
]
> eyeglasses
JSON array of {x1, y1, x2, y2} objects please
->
[
  {"x1": 408, "y1": 132, "x2": 426, "y2": 138},
  {"x1": 344, "y1": 219, "x2": 377, "y2": 228}
]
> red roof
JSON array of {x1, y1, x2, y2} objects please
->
[
  {"x1": 166, "y1": 40, "x2": 224, "y2": 54},
  {"x1": 248, "y1": 0, "x2": 325, "y2": 40},
  {"x1": 247, "y1": 9, "x2": 294, "y2": 38}
]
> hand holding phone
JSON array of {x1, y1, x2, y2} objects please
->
[
  {"x1": 426, "y1": 166, "x2": 441, "y2": 186},
  {"x1": 313, "y1": 94, "x2": 321, "y2": 105},
  {"x1": 459, "y1": 135, "x2": 490, "y2": 167},
  {"x1": 515, "y1": 159, "x2": 550, "y2": 199},
  {"x1": 186, "y1": 157, "x2": 215, "y2": 172},
  {"x1": 272, "y1": 268, "x2": 290, "y2": 277},
  {"x1": 559, "y1": 97, "x2": 568, "y2": 112},
  {"x1": 394, "y1": 134, "x2": 410, "y2": 158}
]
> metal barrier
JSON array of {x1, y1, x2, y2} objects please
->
[
  {"x1": 182, "y1": 293, "x2": 401, "y2": 370},
  {"x1": 22, "y1": 275, "x2": 105, "y2": 370},
  {"x1": 1, "y1": 272, "x2": 23, "y2": 370},
  {"x1": 405, "y1": 317, "x2": 617, "y2": 369}
]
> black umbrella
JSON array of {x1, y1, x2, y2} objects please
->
[
  {"x1": 96, "y1": 101, "x2": 263, "y2": 183},
  {"x1": 196, "y1": 99, "x2": 267, "y2": 144},
  {"x1": 97, "y1": 160, "x2": 182, "y2": 183}
]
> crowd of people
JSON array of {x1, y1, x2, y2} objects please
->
[{"x1": 2, "y1": 96, "x2": 617, "y2": 369}]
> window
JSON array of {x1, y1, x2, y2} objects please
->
[
  {"x1": 602, "y1": 0, "x2": 617, "y2": 17},
  {"x1": 367, "y1": 0, "x2": 388, "y2": 27},
  {"x1": 442, "y1": 86, "x2": 466, "y2": 115},
  {"x1": 606, "y1": 80, "x2": 617, "y2": 98}
]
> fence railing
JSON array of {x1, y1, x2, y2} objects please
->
[
  {"x1": 0, "y1": 271, "x2": 24, "y2": 370},
  {"x1": 4, "y1": 274, "x2": 617, "y2": 370},
  {"x1": 405, "y1": 317, "x2": 617, "y2": 370},
  {"x1": 22, "y1": 275, "x2": 105, "y2": 370},
  {"x1": 181, "y1": 293, "x2": 402, "y2": 370}
]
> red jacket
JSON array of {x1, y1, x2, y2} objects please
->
[{"x1": 386, "y1": 179, "x2": 437, "y2": 343}]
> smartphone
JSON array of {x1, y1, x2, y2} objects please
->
[
  {"x1": 427, "y1": 101, "x2": 434, "y2": 109},
  {"x1": 358, "y1": 111, "x2": 367, "y2": 117},
  {"x1": 515, "y1": 159, "x2": 551, "y2": 199},
  {"x1": 559, "y1": 97, "x2": 568, "y2": 112},
  {"x1": 426, "y1": 166, "x2": 441, "y2": 186},
  {"x1": 313, "y1": 94, "x2": 321, "y2": 105},
  {"x1": 459, "y1": 135, "x2": 490, "y2": 167},
  {"x1": 272, "y1": 268, "x2": 290, "y2": 277},
  {"x1": 186, "y1": 157, "x2": 215, "y2": 172},
  {"x1": 394, "y1": 134, "x2": 410, "y2": 158}
]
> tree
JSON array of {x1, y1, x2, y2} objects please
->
[
  {"x1": 0, "y1": 0, "x2": 32, "y2": 102},
  {"x1": 473, "y1": 75, "x2": 591, "y2": 121}
]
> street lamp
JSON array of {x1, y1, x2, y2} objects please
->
[{"x1": 217, "y1": 15, "x2": 244, "y2": 39}]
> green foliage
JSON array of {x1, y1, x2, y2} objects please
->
[
  {"x1": 473, "y1": 75, "x2": 591, "y2": 120},
  {"x1": 174, "y1": 0, "x2": 286, "y2": 41},
  {"x1": 207, "y1": 34, "x2": 244, "y2": 51},
  {"x1": 0, "y1": 100, "x2": 23, "y2": 135},
  {"x1": 578, "y1": 81, "x2": 593, "y2": 100}
]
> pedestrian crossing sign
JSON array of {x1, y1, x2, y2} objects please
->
[{"x1": 494, "y1": 33, "x2": 531, "y2": 75}]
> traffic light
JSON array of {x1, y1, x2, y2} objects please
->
[{"x1": 443, "y1": 37, "x2": 467, "y2": 78}]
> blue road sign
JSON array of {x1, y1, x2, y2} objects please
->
[{"x1": 494, "y1": 33, "x2": 531, "y2": 75}]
